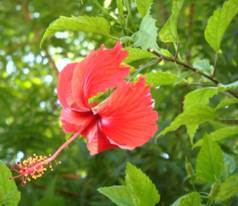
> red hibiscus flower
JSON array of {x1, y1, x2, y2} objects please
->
[
  {"x1": 12, "y1": 43, "x2": 158, "y2": 184},
  {"x1": 58, "y1": 42, "x2": 158, "y2": 155}
]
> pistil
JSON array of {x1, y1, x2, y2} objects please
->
[{"x1": 12, "y1": 132, "x2": 80, "y2": 185}]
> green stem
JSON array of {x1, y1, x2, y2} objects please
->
[{"x1": 212, "y1": 53, "x2": 218, "y2": 77}]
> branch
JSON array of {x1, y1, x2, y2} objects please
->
[
  {"x1": 153, "y1": 51, "x2": 238, "y2": 98},
  {"x1": 212, "y1": 53, "x2": 218, "y2": 77},
  {"x1": 44, "y1": 48, "x2": 59, "y2": 75},
  {"x1": 132, "y1": 58, "x2": 162, "y2": 79},
  {"x1": 218, "y1": 119, "x2": 238, "y2": 125},
  {"x1": 20, "y1": 0, "x2": 58, "y2": 76},
  {"x1": 22, "y1": 0, "x2": 31, "y2": 22},
  {"x1": 186, "y1": 2, "x2": 195, "y2": 63}
]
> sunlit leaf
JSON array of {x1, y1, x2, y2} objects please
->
[
  {"x1": 223, "y1": 153, "x2": 236, "y2": 177},
  {"x1": 126, "y1": 163, "x2": 160, "y2": 206},
  {"x1": 160, "y1": 48, "x2": 173, "y2": 57},
  {"x1": 124, "y1": 47, "x2": 156, "y2": 63},
  {"x1": 135, "y1": 0, "x2": 153, "y2": 17},
  {"x1": 204, "y1": 0, "x2": 238, "y2": 52},
  {"x1": 98, "y1": 163, "x2": 160, "y2": 206},
  {"x1": 116, "y1": 0, "x2": 125, "y2": 25},
  {"x1": 192, "y1": 59, "x2": 214, "y2": 76},
  {"x1": 160, "y1": 87, "x2": 218, "y2": 143},
  {"x1": 41, "y1": 16, "x2": 110, "y2": 46},
  {"x1": 196, "y1": 136, "x2": 224, "y2": 184},
  {"x1": 183, "y1": 87, "x2": 218, "y2": 109},
  {"x1": 160, "y1": 105, "x2": 216, "y2": 143},
  {"x1": 159, "y1": 0, "x2": 184, "y2": 43},
  {"x1": 193, "y1": 126, "x2": 238, "y2": 148},
  {"x1": 0, "y1": 161, "x2": 21, "y2": 206},
  {"x1": 146, "y1": 71, "x2": 179, "y2": 86},
  {"x1": 98, "y1": 186, "x2": 134, "y2": 206},
  {"x1": 171, "y1": 192, "x2": 202, "y2": 206},
  {"x1": 216, "y1": 97, "x2": 238, "y2": 110},
  {"x1": 132, "y1": 12, "x2": 159, "y2": 51},
  {"x1": 215, "y1": 174, "x2": 238, "y2": 202}
]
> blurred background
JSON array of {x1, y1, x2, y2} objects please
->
[{"x1": 0, "y1": 0, "x2": 238, "y2": 205}]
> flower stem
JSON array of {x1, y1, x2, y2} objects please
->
[{"x1": 47, "y1": 132, "x2": 80, "y2": 163}]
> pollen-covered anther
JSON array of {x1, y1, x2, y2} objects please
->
[{"x1": 12, "y1": 154, "x2": 54, "y2": 185}]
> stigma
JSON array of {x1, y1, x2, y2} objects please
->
[{"x1": 11, "y1": 154, "x2": 60, "y2": 185}]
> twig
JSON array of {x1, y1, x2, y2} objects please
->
[
  {"x1": 61, "y1": 173, "x2": 81, "y2": 180},
  {"x1": 124, "y1": 0, "x2": 133, "y2": 34},
  {"x1": 152, "y1": 51, "x2": 238, "y2": 98},
  {"x1": 174, "y1": 42, "x2": 180, "y2": 59},
  {"x1": 154, "y1": 51, "x2": 218, "y2": 83},
  {"x1": 130, "y1": 58, "x2": 162, "y2": 79},
  {"x1": 186, "y1": 3, "x2": 195, "y2": 63},
  {"x1": 22, "y1": 0, "x2": 31, "y2": 22},
  {"x1": 44, "y1": 48, "x2": 59, "y2": 75},
  {"x1": 20, "y1": 0, "x2": 58, "y2": 76},
  {"x1": 218, "y1": 119, "x2": 238, "y2": 125}
]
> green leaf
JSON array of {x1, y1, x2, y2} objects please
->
[
  {"x1": 171, "y1": 192, "x2": 202, "y2": 206},
  {"x1": 160, "y1": 105, "x2": 216, "y2": 143},
  {"x1": 135, "y1": 0, "x2": 153, "y2": 17},
  {"x1": 196, "y1": 136, "x2": 224, "y2": 184},
  {"x1": 0, "y1": 161, "x2": 21, "y2": 206},
  {"x1": 215, "y1": 174, "x2": 238, "y2": 202},
  {"x1": 183, "y1": 87, "x2": 218, "y2": 109},
  {"x1": 160, "y1": 87, "x2": 218, "y2": 143},
  {"x1": 159, "y1": 0, "x2": 184, "y2": 43},
  {"x1": 132, "y1": 12, "x2": 159, "y2": 51},
  {"x1": 204, "y1": 0, "x2": 238, "y2": 52},
  {"x1": 160, "y1": 48, "x2": 173, "y2": 57},
  {"x1": 41, "y1": 16, "x2": 110, "y2": 46},
  {"x1": 223, "y1": 153, "x2": 236, "y2": 177},
  {"x1": 98, "y1": 163, "x2": 160, "y2": 206},
  {"x1": 88, "y1": 91, "x2": 107, "y2": 104},
  {"x1": 98, "y1": 186, "x2": 134, "y2": 206},
  {"x1": 192, "y1": 59, "x2": 214, "y2": 76},
  {"x1": 146, "y1": 71, "x2": 179, "y2": 86},
  {"x1": 105, "y1": 0, "x2": 113, "y2": 8},
  {"x1": 120, "y1": 36, "x2": 133, "y2": 44},
  {"x1": 216, "y1": 97, "x2": 238, "y2": 110},
  {"x1": 126, "y1": 163, "x2": 160, "y2": 206},
  {"x1": 124, "y1": 47, "x2": 156, "y2": 63},
  {"x1": 116, "y1": 0, "x2": 125, "y2": 25},
  {"x1": 193, "y1": 126, "x2": 238, "y2": 148}
]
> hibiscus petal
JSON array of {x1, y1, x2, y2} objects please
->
[
  {"x1": 96, "y1": 77, "x2": 158, "y2": 149},
  {"x1": 71, "y1": 42, "x2": 130, "y2": 110},
  {"x1": 61, "y1": 120, "x2": 80, "y2": 133},
  {"x1": 60, "y1": 108, "x2": 94, "y2": 133},
  {"x1": 82, "y1": 121, "x2": 117, "y2": 155},
  {"x1": 57, "y1": 63, "x2": 77, "y2": 108}
]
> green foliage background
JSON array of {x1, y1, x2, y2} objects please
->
[{"x1": 0, "y1": 0, "x2": 238, "y2": 205}]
